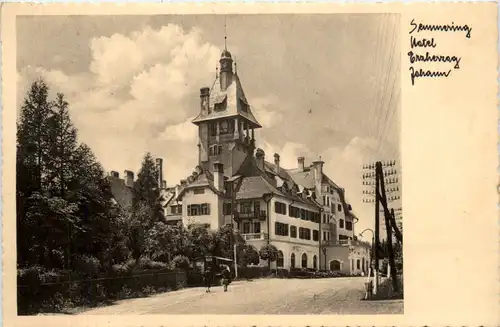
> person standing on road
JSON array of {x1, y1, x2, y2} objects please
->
[
  {"x1": 203, "y1": 266, "x2": 213, "y2": 293},
  {"x1": 221, "y1": 265, "x2": 231, "y2": 292}
]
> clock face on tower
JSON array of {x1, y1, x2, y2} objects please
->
[{"x1": 221, "y1": 61, "x2": 229, "y2": 70}]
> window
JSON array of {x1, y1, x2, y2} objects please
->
[
  {"x1": 339, "y1": 219, "x2": 344, "y2": 229},
  {"x1": 274, "y1": 201, "x2": 287, "y2": 215},
  {"x1": 313, "y1": 255, "x2": 317, "y2": 269},
  {"x1": 301, "y1": 253, "x2": 308, "y2": 268},
  {"x1": 243, "y1": 222, "x2": 250, "y2": 234},
  {"x1": 254, "y1": 201, "x2": 261, "y2": 213},
  {"x1": 357, "y1": 259, "x2": 361, "y2": 270},
  {"x1": 327, "y1": 197, "x2": 330, "y2": 206},
  {"x1": 209, "y1": 122, "x2": 217, "y2": 136},
  {"x1": 277, "y1": 251, "x2": 284, "y2": 268},
  {"x1": 187, "y1": 203, "x2": 210, "y2": 216},
  {"x1": 300, "y1": 209, "x2": 306, "y2": 220},
  {"x1": 345, "y1": 221, "x2": 353, "y2": 231},
  {"x1": 331, "y1": 203, "x2": 335, "y2": 212},
  {"x1": 290, "y1": 226, "x2": 297, "y2": 238},
  {"x1": 313, "y1": 230, "x2": 319, "y2": 241},
  {"x1": 223, "y1": 203, "x2": 232, "y2": 215},
  {"x1": 322, "y1": 196, "x2": 326, "y2": 205},
  {"x1": 323, "y1": 231, "x2": 327, "y2": 241},
  {"x1": 290, "y1": 253, "x2": 295, "y2": 268},
  {"x1": 193, "y1": 188, "x2": 205, "y2": 194},
  {"x1": 275, "y1": 222, "x2": 289, "y2": 236},
  {"x1": 209, "y1": 145, "x2": 222, "y2": 156},
  {"x1": 338, "y1": 204, "x2": 342, "y2": 212},
  {"x1": 219, "y1": 119, "x2": 235, "y2": 135},
  {"x1": 201, "y1": 203, "x2": 210, "y2": 215},
  {"x1": 240, "y1": 201, "x2": 252, "y2": 214},
  {"x1": 253, "y1": 222, "x2": 261, "y2": 234},
  {"x1": 170, "y1": 205, "x2": 182, "y2": 215},
  {"x1": 299, "y1": 227, "x2": 311, "y2": 240},
  {"x1": 362, "y1": 259, "x2": 365, "y2": 272}
]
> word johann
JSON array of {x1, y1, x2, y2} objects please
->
[{"x1": 408, "y1": 19, "x2": 470, "y2": 85}]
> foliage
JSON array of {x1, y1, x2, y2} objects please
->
[
  {"x1": 259, "y1": 244, "x2": 279, "y2": 268},
  {"x1": 237, "y1": 244, "x2": 260, "y2": 267},
  {"x1": 16, "y1": 79, "x2": 128, "y2": 272},
  {"x1": 172, "y1": 255, "x2": 190, "y2": 270}
]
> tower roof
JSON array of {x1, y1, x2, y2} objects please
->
[{"x1": 192, "y1": 72, "x2": 262, "y2": 128}]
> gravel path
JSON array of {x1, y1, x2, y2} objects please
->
[{"x1": 81, "y1": 277, "x2": 403, "y2": 315}]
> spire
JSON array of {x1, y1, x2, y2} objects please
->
[{"x1": 224, "y1": 16, "x2": 227, "y2": 51}]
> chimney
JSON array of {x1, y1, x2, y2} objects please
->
[
  {"x1": 213, "y1": 162, "x2": 224, "y2": 192},
  {"x1": 200, "y1": 87, "x2": 210, "y2": 114},
  {"x1": 297, "y1": 157, "x2": 305, "y2": 171},
  {"x1": 156, "y1": 158, "x2": 163, "y2": 189},
  {"x1": 255, "y1": 148, "x2": 265, "y2": 171},
  {"x1": 312, "y1": 159, "x2": 325, "y2": 191},
  {"x1": 162, "y1": 180, "x2": 167, "y2": 189},
  {"x1": 110, "y1": 171, "x2": 119, "y2": 178},
  {"x1": 124, "y1": 170, "x2": 134, "y2": 187},
  {"x1": 180, "y1": 179, "x2": 187, "y2": 188},
  {"x1": 274, "y1": 153, "x2": 280, "y2": 174}
]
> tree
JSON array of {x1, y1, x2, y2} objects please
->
[
  {"x1": 17, "y1": 79, "x2": 128, "y2": 271},
  {"x1": 238, "y1": 244, "x2": 260, "y2": 267},
  {"x1": 45, "y1": 93, "x2": 78, "y2": 197},
  {"x1": 259, "y1": 244, "x2": 279, "y2": 269},
  {"x1": 16, "y1": 79, "x2": 52, "y2": 266},
  {"x1": 132, "y1": 153, "x2": 164, "y2": 227}
]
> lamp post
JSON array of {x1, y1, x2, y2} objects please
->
[{"x1": 359, "y1": 228, "x2": 377, "y2": 295}]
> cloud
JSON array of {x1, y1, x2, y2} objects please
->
[
  {"x1": 17, "y1": 24, "x2": 224, "y2": 186},
  {"x1": 159, "y1": 117, "x2": 198, "y2": 142}
]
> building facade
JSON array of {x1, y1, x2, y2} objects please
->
[{"x1": 109, "y1": 45, "x2": 371, "y2": 273}]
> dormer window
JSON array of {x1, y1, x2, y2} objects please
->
[
  {"x1": 240, "y1": 98, "x2": 249, "y2": 112},
  {"x1": 214, "y1": 95, "x2": 227, "y2": 112}
]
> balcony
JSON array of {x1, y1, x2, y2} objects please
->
[
  {"x1": 321, "y1": 240, "x2": 337, "y2": 246},
  {"x1": 234, "y1": 210, "x2": 267, "y2": 221},
  {"x1": 241, "y1": 232, "x2": 269, "y2": 241}
]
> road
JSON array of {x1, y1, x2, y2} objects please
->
[{"x1": 82, "y1": 277, "x2": 403, "y2": 315}]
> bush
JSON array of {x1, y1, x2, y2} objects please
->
[
  {"x1": 172, "y1": 255, "x2": 190, "y2": 270},
  {"x1": 73, "y1": 255, "x2": 101, "y2": 276}
]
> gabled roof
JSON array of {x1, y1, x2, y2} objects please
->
[{"x1": 192, "y1": 73, "x2": 261, "y2": 128}]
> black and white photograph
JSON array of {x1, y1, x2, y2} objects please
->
[{"x1": 15, "y1": 13, "x2": 404, "y2": 316}]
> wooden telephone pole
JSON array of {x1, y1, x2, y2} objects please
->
[{"x1": 363, "y1": 160, "x2": 400, "y2": 295}]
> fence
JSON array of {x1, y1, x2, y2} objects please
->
[{"x1": 17, "y1": 268, "x2": 187, "y2": 315}]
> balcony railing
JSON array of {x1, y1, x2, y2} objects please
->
[
  {"x1": 338, "y1": 239, "x2": 350, "y2": 245},
  {"x1": 234, "y1": 210, "x2": 267, "y2": 221},
  {"x1": 241, "y1": 232, "x2": 268, "y2": 241}
]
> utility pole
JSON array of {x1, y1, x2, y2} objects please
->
[
  {"x1": 363, "y1": 160, "x2": 400, "y2": 296},
  {"x1": 378, "y1": 163, "x2": 399, "y2": 294}
]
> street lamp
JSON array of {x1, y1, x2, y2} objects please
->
[{"x1": 359, "y1": 228, "x2": 377, "y2": 295}]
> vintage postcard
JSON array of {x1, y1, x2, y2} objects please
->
[{"x1": 1, "y1": 2, "x2": 498, "y2": 327}]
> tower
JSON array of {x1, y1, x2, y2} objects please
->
[{"x1": 192, "y1": 46, "x2": 262, "y2": 177}]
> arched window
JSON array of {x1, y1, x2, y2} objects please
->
[
  {"x1": 330, "y1": 260, "x2": 341, "y2": 271},
  {"x1": 313, "y1": 255, "x2": 317, "y2": 269},
  {"x1": 277, "y1": 251, "x2": 284, "y2": 268},
  {"x1": 301, "y1": 253, "x2": 308, "y2": 268},
  {"x1": 357, "y1": 259, "x2": 361, "y2": 270},
  {"x1": 362, "y1": 258, "x2": 365, "y2": 272},
  {"x1": 290, "y1": 253, "x2": 295, "y2": 268}
]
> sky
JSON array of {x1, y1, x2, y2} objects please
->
[{"x1": 16, "y1": 14, "x2": 401, "y2": 241}]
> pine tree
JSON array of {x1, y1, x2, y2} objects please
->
[
  {"x1": 17, "y1": 79, "x2": 53, "y2": 266},
  {"x1": 46, "y1": 93, "x2": 78, "y2": 197},
  {"x1": 132, "y1": 153, "x2": 164, "y2": 225}
]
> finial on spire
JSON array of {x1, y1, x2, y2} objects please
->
[{"x1": 224, "y1": 16, "x2": 227, "y2": 50}]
